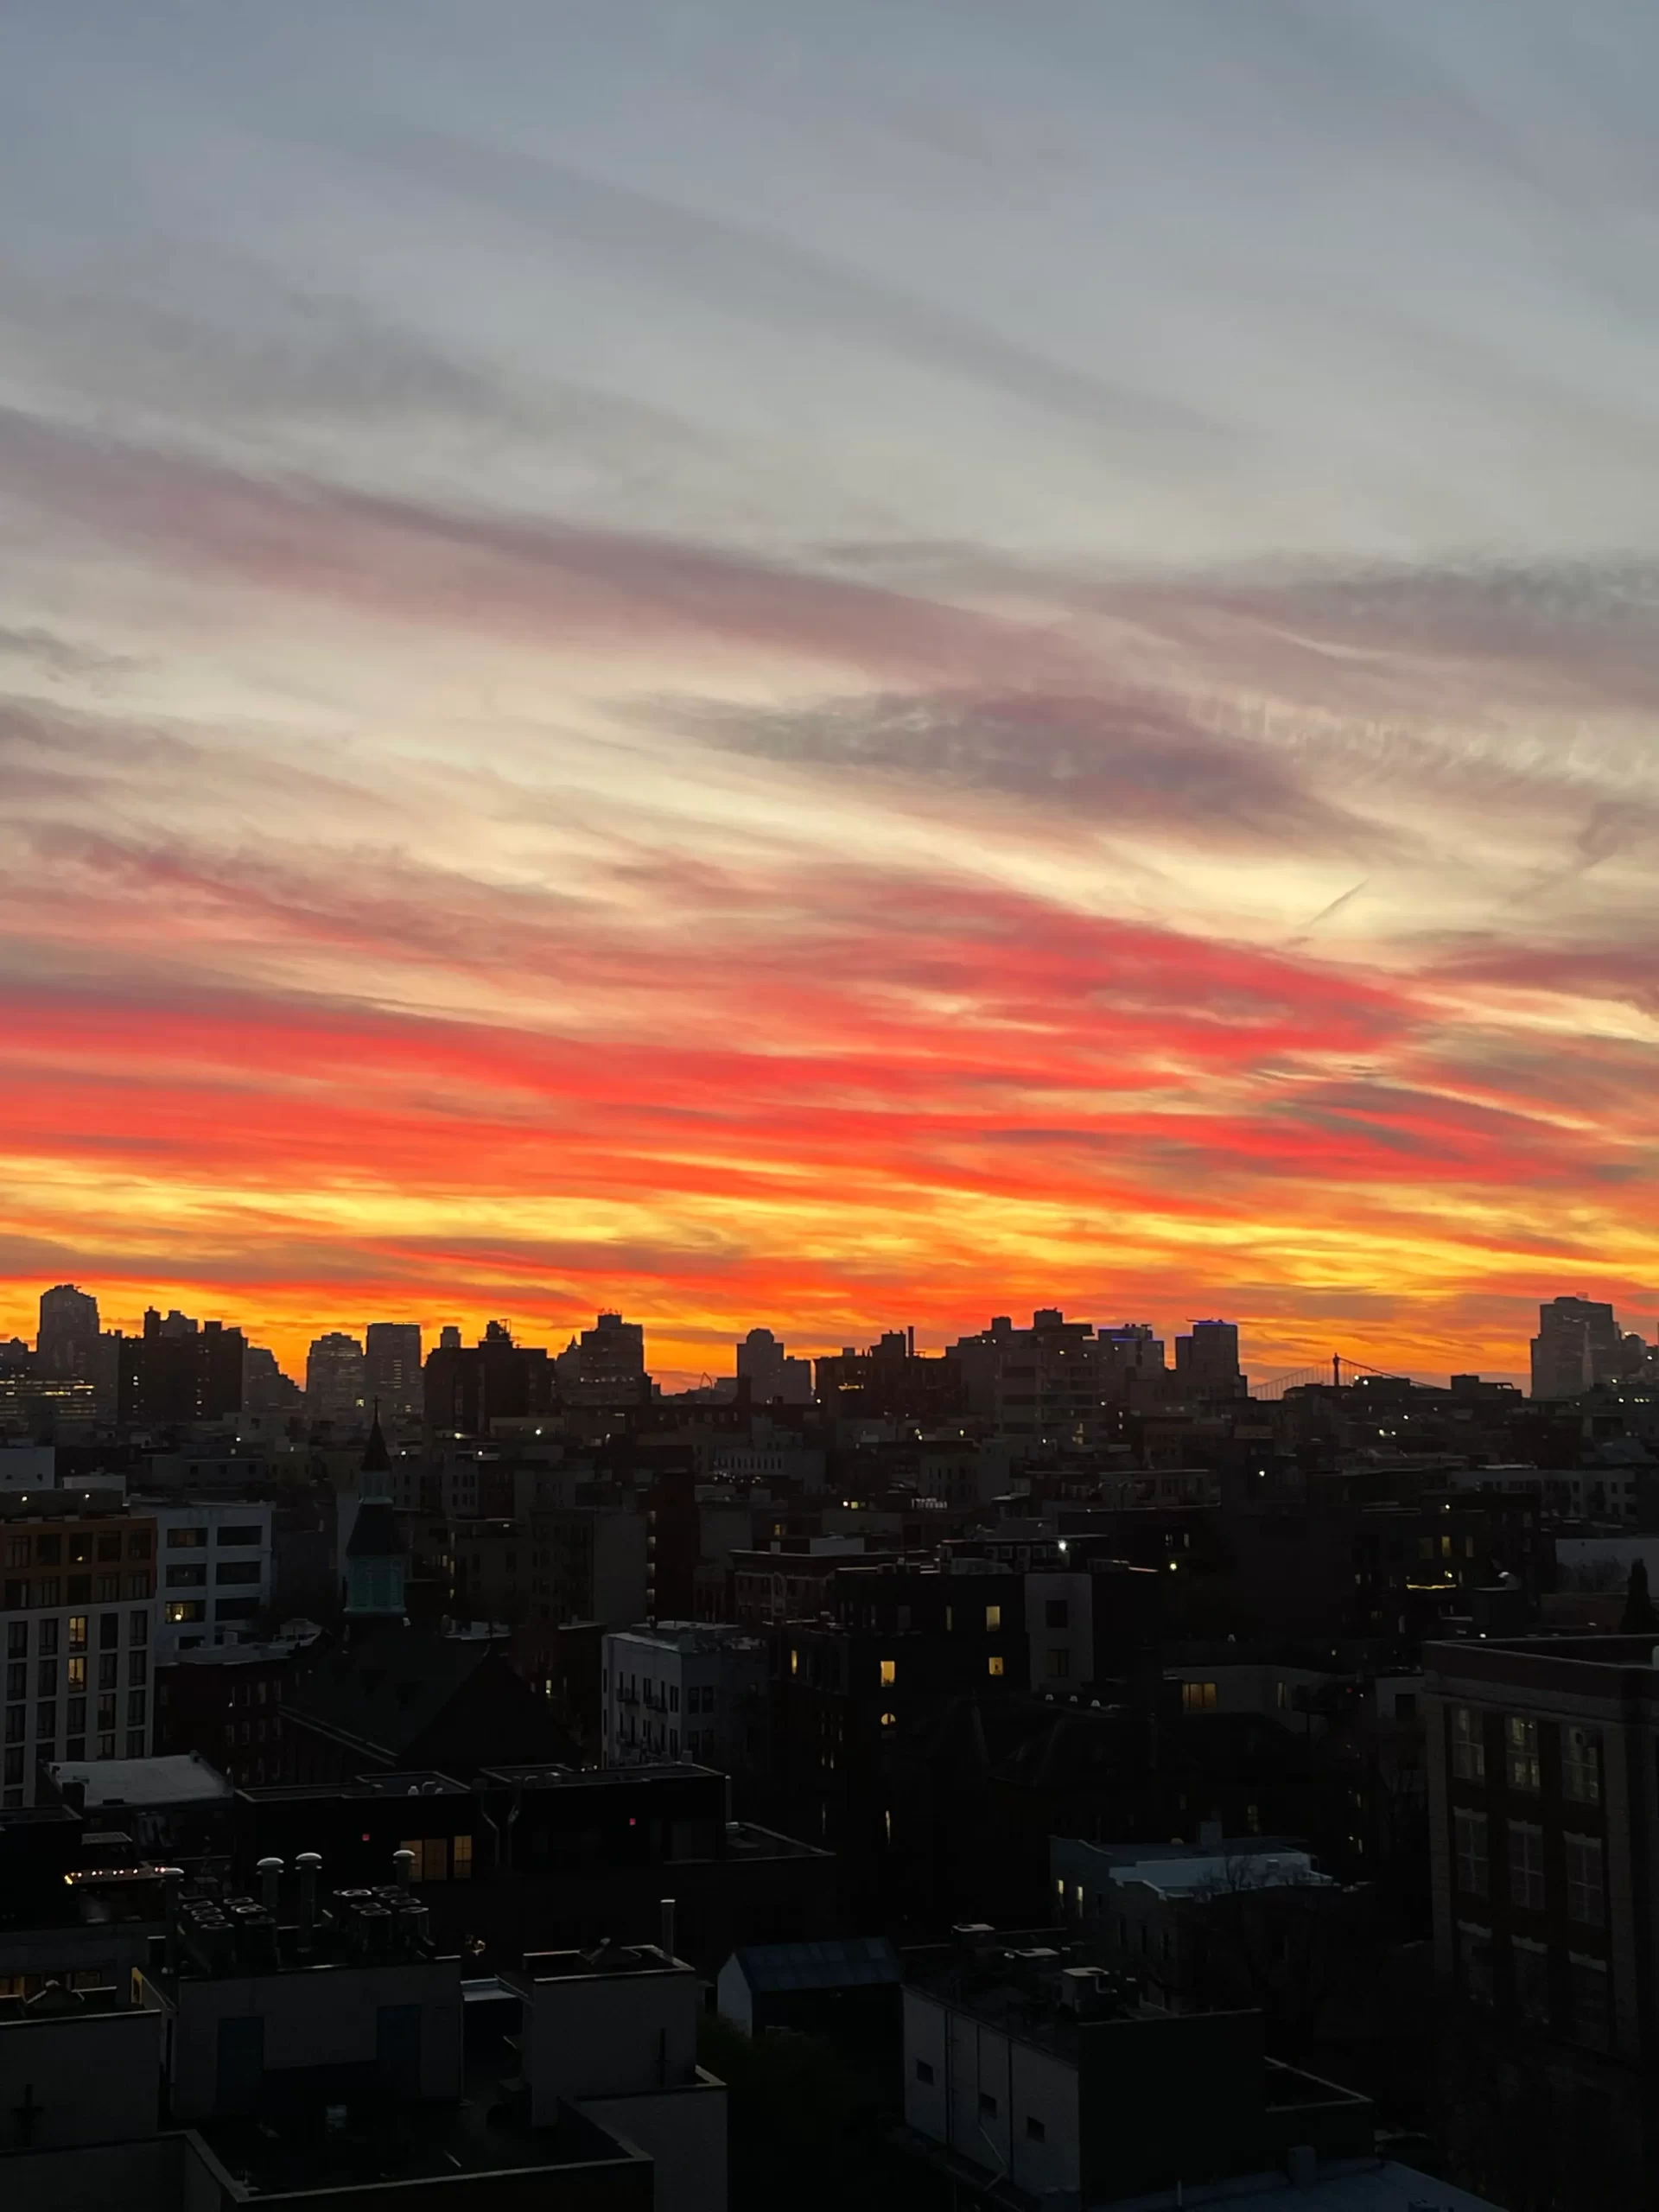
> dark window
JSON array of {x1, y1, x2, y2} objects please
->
[
  {"x1": 1026, "y1": 2117, "x2": 1046, "y2": 2143},
  {"x1": 215, "y1": 1561, "x2": 262, "y2": 1586},
  {"x1": 5, "y1": 1624, "x2": 25, "y2": 1659},
  {"x1": 978, "y1": 2091, "x2": 997, "y2": 2118},
  {"x1": 1045, "y1": 1599, "x2": 1069, "y2": 1629},
  {"x1": 97, "y1": 1535, "x2": 121, "y2": 1563},
  {"x1": 126, "y1": 1532, "x2": 152, "y2": 1560},
  {"x1": 99, "y1": 1613, "x2": 119, "y2": 1649},
  {"x1": 35, "y1": 1536, "x2": 60, "y2": 1567},
  {"x1": 216, "y1": 1525, "x2": 264, "y2": 1546},
  {"x1": 915, "y1": 2059, "x2": 934, "y2": 2085}
]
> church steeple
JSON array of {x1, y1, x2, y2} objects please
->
[{"x1": 343, "y1": 1402, "x2": 406, "y2": 1622}]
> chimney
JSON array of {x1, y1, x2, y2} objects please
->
[
  {"x1": 296, "y1": 1852, "x2": 322, "y2": 1950},
  {"x1": 256, "y1": 1856, "x2": 283, "y2": 1915},
  {"x1": 393, "y1": 1848, "x2": 416, "y2": 1890},
  {"x1": 659, "y1": 1897, "x2": 677, "y2": 1962}
]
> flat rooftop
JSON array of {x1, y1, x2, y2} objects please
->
[{"x1": 49, "y1": 1752, "x2": 232, "y2": 1809}]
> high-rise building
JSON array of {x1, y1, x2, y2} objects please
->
[
  {"x1": 556, "y1": 1312, "x2": 650, "y2": 1408},
  {"x1": 424, "y1": 1320, "x2": 556, "y2": 1434},
  {"x1": 1530, "y1": 1296, "x2": 1622, "y2": 1401},
  {"x1": 242, "y1": 1344, "x2": 302, "y2": 1422},
  {"x1": 36, "y1": 1283, "x2": 100, "y2": 1379},
  {"x1": 734, "y1": 1327, "x2": 812, "y2": 1405},
  {"x1": 0, "y1": 1493, "x2": 158, "y2": 1808},
  {"x1": 365, "y1": 1320, "x2": 423, "y2": 1427},
  {"x1": 118, "y1": 1309, "x2": 245, "y2": 1426},
  {"x1": 305, "y1": 1331, "x2": 368, "y2": 1431},
  {"x1": 1174, "y1": 1318, "x2": 1245, "y2": 1399}
]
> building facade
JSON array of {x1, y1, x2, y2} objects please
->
[{"x1": 1, "y1": 1495, "x2": 157, "y2": 1807}]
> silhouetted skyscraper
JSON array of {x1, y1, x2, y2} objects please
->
[
  {"x1": 36, "y1": 1283, "x2": 100, "y2": 1379},
  {"x1": 1531, "y1": 1296, "x2": 1621, "y2": 1400},
  {"x1": 735, "y1": 1326, "x2": 812, "y2": 1404},
  {"x1": 306, "y1": 1331, "x2": 368, "y2": 1429},
  {"x1": 365, "y1": 1321, "x2": 423, "y2": 1427}
]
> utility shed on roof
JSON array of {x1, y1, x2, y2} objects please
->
[{"x1": 716, "y1": 1936, "x2": 899, "y2": 2037}]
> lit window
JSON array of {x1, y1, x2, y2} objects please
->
[
  {"x1": 1451, "y1": 1706, "x2": 1484, "y2": 1782},
  {"x1": 880, "y1": 1711, "x2": 898, "y2": 1728},
  {"x1": 1181, "y1": 1681, "x2": 1217, "y2": 1713},
  {"x1": 1506, "y1": 1716, "x2": 1541, "y2": 1792},
  {"x1": 1562, "y1": 1727, "x2": 1601, "y2": 1805},
  {"x1": 988, "y1": 1656, "x2": 1005, "y2": 1678},
  {"x1": 453, "y1": 1834, "x2": 473, "y2": 1882},
  {"x1": 984, "y1": 1605, "x2": 1001, "y2": 1631},
  {"x1": 67, "y1": 1616, "x2": 87, "y2": 1652},
  {"x1": 790, "y1": 1649, "x2": 798, "y2": 1677},
  {"x1": 879, "y1": 1659, "x2": 896, "y2": 1687}
]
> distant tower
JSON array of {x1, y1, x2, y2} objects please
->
[
  {"x1": 38, "y1": 1284, "x2": 100, "y2": 1378},
  {"x1": 343, "y1": 1408, "x2": 406, "y2": 1623}
]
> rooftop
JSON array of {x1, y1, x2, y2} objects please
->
[
  {"x1": 49, "y1": 1751, "x2": 232, "y2": 1810},
  {"x1": 728, "y1": 1936, "x2": 899, "y2": 1993},
  {"x1": 1104, "y1": 2159, "x2": 1503, "y2": 2210}
]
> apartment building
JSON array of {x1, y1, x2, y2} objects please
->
[
  {"x1": 1, "y1": 1494, "x2": 157, "y2": 1807},
  {"x1": 147, "y1": 1497, "x2": 273, "y2": 1656}
]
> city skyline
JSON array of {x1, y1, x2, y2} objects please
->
[{"x1": 5, "y1": 4, "x2": 1659, "y2": 1390}]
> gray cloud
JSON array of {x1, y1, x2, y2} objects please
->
[{"x1": 678, "y1": 685, "x2": 1368, "y2": 850}]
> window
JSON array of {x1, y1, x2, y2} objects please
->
[
  {"x1": 37, "y1": 1659, "x2": 55, "y2": 1696},
  {"x1": 34, "y1": 1580, "x2": 60, "y2": 1609},
  {"x1": 1569, "y1": 1955, "x2": 1610, "y2": 2051},
  {"x1": 166, "y1": 1565, "x2": 207, "y2": 1588},
  {"x1": 98, "y1": 1654, "x2": 118, "y2": 1691},
  {"x1": 99, "y1": 1613, "x2": 118, "y2": 1649},
  {"x1": 214, "y1": 1598, "x2": 258, "y2": 1621},
  {"x1": 1506, "y1": 1716, "x2": 1541, "y2": 1792},
  {"x1": 5, "y1": 1540, "x2": 28, "y2": 1569},
  {"x1": 1566, "y1": 1834, "x2": 1605, "y2": 1926},
  {"x1": 1026, "y1": 2117, "x2": 1046, "y2": 2143},
  {"x1": 127, "y1": 1531, "x2": 152, "y2": 1560},
  {"x1": 216, "y1": 1561, "x2": 262, "y2": 1585},
  {"x1": 988, "y1": 1656, "x2": 1005, "y2": 1678},
  {"x1": 915, "y1": 2059, "x2": 934, "y2": 2085},
  {"x1": 129, "y1": 1611, "x2": 147, "y2": 1644},
  {"x1": 880, "y1": 1711, "x2": 898, "y2": 1728},
  {"x1": 1276, "y1": 1679, "x2": 1289, "y2": 1709},
  {"x1": 96, "y1": 1533, "x2": 121, "y2": 1563},
  {"x1": 125, "y1": 1729, "x2": 145, "y2": 1758},
  {"x1": 1451, "y1": 1706, "x2": 1485, "y2": 1782},
  {"x1": 1182, "y1": 1681, "x2": 1217, "y2": 1713},
  {"x1": 1511, "y1": 1938, "x2": 1549, "y2": 2024},
  {"x1": 96, "y1": 1733, "x2": 116, "y2": 1760},
  {"x1": 1562, "y1": 1727, "x2": 1601, "y2": 1805},
  {"x1": 789, "y1": 1649, "x2": 798, "y2": 1677},
  {"x1": 97, "y1": 1576, "x2": 119, "y2": 1603},
  {"x1": 67, "y1": 1657, "x2": 86, "y2": 1691},
  {"x1": 217, "y1": 1525, "x2": 263, "y2": 1546},
  {"x1": 128, "y1": 1652, "x2": 147, "y2": 1686},
  {"x1": 400, "y1": 1836, "x2": 449, "y2": 1882},
  {"x1": 1395, "y1": 1691, "x2": 1417, "y2": 1719},
  {"x1": 978, "y1": 2091, "x2": 997, "y2": 2118},
  {"x1": 1045, "y1": 1598, "x2": 1069, "y2": 1629},
  {"x1": 879, "y1": 1659, "x2": 896, "y2": 1687},
  {"x1": 67, "y1": 1616, "x2": 86, "y2": 1651},
  {"x1": 1509, "y1": 1822, "x2": 1545, "y2": 1911},
  {"x1": 38, "y1": 1622, "x2": 57, "y2": 1656},
  {"x1": 1046, "y1": 1649, "x2": 1071, "y2": 1679},
  {"x1": 6, "y1": 1624, "x2": 24, "y2": 1659},
  {"x1": 1453, "y1": 1810, "x2": 1489, "y2": 1897},
  {"x1": 167, "y1": 1529, "x2": 207, "y2": 1549},
  {"x1": 5, "y1": 1662, "x2": 23, "y2": 1701},
  {"x1": 125, "y1": 1573, "x2": 149, "y2": 1599},
  {"x1": 3, "y1": 1709, "x2": 22, "y2": 1744},
  {"x1": 67, "y1": 1576, "x2": 91, "y2": 1605},
  {"x1": 35, "y1": 1703, "x2": 55, "y2": 1742},
  {"x1": 69, "y1": 1534, "x2": 92, "y2": 1566},
  {"x1": 127, "y1": 1690, "x2": 147, "y2": 1729},
  {"x1": 669, "y1": 1686, "x2": 679, "y2": 1712},
  {"x1": 452, "y1": 1835, "x2": 471, "y2": 1880},
  {"x1": 67, "y1": 1697, "x2": 86, "y2": 1734},
  {"x1": 165, "y1": 1601, "x2": 206, "y2": 1624},
  {"x1": 35, "y1": 1535, "x2": 60, "y2": 1567},
  {"x1": 97, "y1": 1694, "x2": 116, "y2": 1731},
  {"x1": 2, "y1": 1749, "x2": 21, "y2": 1787},
  {"x1": 984, "y1": 1604, "x2": 1001, "y2": 1631}
]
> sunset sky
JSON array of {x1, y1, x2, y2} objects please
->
[{"x1": 4, "y1": 1, "x2": 1659, "y2": 1388}]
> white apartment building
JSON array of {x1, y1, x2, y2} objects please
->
[
  {"x1": 602, "y1": 1621, "x2": 769, "y2": 1771},
  {"x1": 146, "y1": 1497, "x2": 273, "y2": 1656},
  {"x1": 2, "y1": 1496, "x2": 157, "y2": 1808}
]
